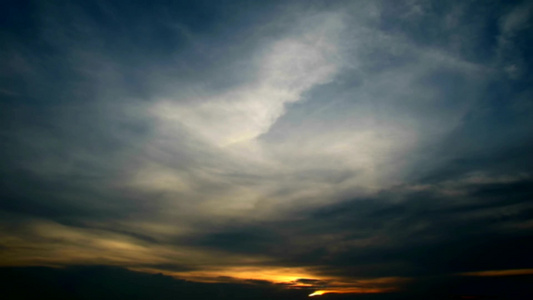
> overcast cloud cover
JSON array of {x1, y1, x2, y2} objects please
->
[{"x1": 1, "y1": 0, "x2": 533, "y2": 299}]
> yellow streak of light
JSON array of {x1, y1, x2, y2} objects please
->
[
  {"x1": 308, "y1": 287, "x2": 395, "y2": 297},
  {"x1": 309, "y1": 290, "x2": 327, "y2": 297}
]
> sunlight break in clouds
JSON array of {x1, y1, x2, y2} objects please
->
[
  {"x1": 135, "y1": 13, "x2": 346, "y2": 215},
  {"x1": 152, "y1": 13, "x2": 343, "y2": 148},
  {"x1": 308, "y1": 290, "x2": 327, "y2": 297}
]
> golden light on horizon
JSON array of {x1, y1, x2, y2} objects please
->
[
  {"x1": 309, "y1": 290, "x2": 327, "y2": 297},
  {"x1": 131, "y1": 265, "x2": 408, "y2": 297},
  {"x1": 308, "y1": 287, "x2": 396, "y2": 296},
  {"x1": 131, "y1": 265, "x2": 325, "y2": 285},
  {"x1": 459, "y1": 268, "x2": 533, "y2": 277}
]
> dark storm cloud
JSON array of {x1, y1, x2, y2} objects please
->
[{"x1": 184, "y1": 175, "x2": 533, "y2": 278}]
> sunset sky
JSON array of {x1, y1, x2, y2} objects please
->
[{"x1": 1, "y1": 0, "x2": 533, "y2": 299}]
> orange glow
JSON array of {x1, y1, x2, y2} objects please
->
[
  {"x1": 184, "y1": 266, "x2": 322, "y2": 284},
  {"x1": 131, "y1": 265, "x2": 407, "y2": 296},
  {"x1": 460, "y1": 268, "x2": 533, "y2": 277},
  {"x1": 131, "y1": 265, "x2": 325, "y2": 285}
]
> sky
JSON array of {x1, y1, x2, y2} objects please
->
[{"x1": 1, "y1": 0, "x2": 533, "y2": 299}]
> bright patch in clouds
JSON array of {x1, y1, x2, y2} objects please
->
[
  {"x1": 152, "y1": 13, "x2": 342, "y2": 148},
  {"x1": 309, "y1": 290, "x2": 327, "y2": 297}
]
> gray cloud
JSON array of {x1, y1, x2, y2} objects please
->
[{"x1": 1, "y1": 0, "x2": 532, "y2": 298}]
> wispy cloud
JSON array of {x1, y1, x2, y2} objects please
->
[{"x1": 1, "y1": 1, "x2": 532, "y2": 298}]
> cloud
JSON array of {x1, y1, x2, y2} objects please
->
[
  {"x1": 0, "y1": 265, "x2": 312, "y2": 300},
  {"x1": 1, "y1": 1, "x2": 532, "y2": 298}
]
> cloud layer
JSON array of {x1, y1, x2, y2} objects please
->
[{"x1": 1, "y1": 0, "x2": 533, "y2": 298}]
